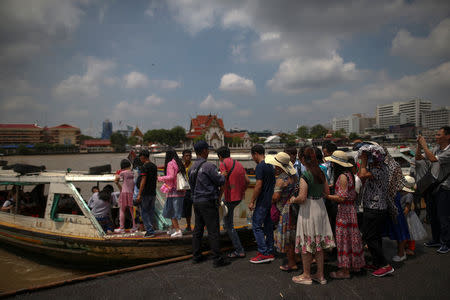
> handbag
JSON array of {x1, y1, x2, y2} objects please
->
[{"x1": 176, "y1": 172, "x2": 190, "y2": 191}]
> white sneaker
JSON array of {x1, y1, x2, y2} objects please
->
[
  {"x1": 114, "y1": 228, "x2": 125, "y2": 234},
  {"x1": 166, "y1": 228, "x2": 174, "y2": 235},
  {"x1": 170, "y1": 230, "x2": 182, "y2": 238},
  {"x1": 392, "y1": 255, "x2": 406, "y2": 262}
]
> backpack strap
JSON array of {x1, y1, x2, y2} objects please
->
[
  {"x1": 225, "y1": 159, "x2": 236, "y2": 180},
  {"x1": 191, "y1": 160, "x2": 207, "y2": 196}
]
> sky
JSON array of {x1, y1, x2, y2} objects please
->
[{"x1": 0, "y1": 0, "x2": 449, "y2": 137}]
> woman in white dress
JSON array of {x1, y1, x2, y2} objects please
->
[{"x1": 290, "y1": 147, "x2": 335, "y2": 285}]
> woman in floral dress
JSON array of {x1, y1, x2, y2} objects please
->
[
  {"x1": 267, "y1": 152, "x2": 298, "y2": 272},
  {"x1": 290, "y1": 147, "x2": 335, "y2": 285},
  {"x1": 324, "y1": 151, "x2": 365, "y2": 279}
]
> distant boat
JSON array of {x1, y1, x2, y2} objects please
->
[{"x1": 0, "y1": 168, "x2": 252, "y2": 266}]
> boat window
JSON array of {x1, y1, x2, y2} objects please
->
[
  {"x1": 0, "y1": 184, "x2": 49, "y2": 218},
  {"x1": 393, "y1": 157, "x2": 410, "y2": 168},
  {"x1": 52, "y1": 193, "x2": 82, "y2": 216}
]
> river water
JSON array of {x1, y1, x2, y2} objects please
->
[{"x1": 0, "y1": 153, "x2": 254, "y2": 293}]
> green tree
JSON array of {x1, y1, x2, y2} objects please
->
[
  {"x1": 127, "y1": 136, "x2": 139, "y2": 146},
  {"x1": 296, "y1": 126, "x2": 309, "y2": 138},
  {"x1": 168, "y1": 126, "x2": 187, "y2": 147},
  {"x1": 110, "y1": 132, "x2": 127, "y2": 152},
  {"x1": 79, "y1": 134, "x2": 94, "y2": 143},
  {"x1": 333, "y1": 128, "x2": 346, "y2": 138},
  {"x1": 310, "y1": 124, "x2": 328, "y2": 138},
  {"x1": 250, "y1": 134, "x2": 262, "y2": 144},
  {"x1": 17, "y1": 144, "x2": 31, "y2": 155},
  {"x1": 349, "y1": 132, "x2": 360, "y2": 141},
  {"x1": 224, "y1": 137, "x2": 232, "y2": 145},
  {"x1": 279, "y1": 133, "x2": 297, "y2": 146}
]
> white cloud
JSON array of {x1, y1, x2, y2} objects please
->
[
  {"x1": 53, "y1": 57, "x2": 116, "y2": 99},
  {"x1": 0, "y1": 0, "x2": 86, "y2": 62},
  {"x1": 222, "y1": 9, "x2": 251, "y2": 28},
  {"x1": 267, "y1": 53, "x2": 359, "y2": 94},
  {"x1": 260, "y1": 32, "x2": 280, "y2": 41},
  {"x1": 199, "y1": 94, "x2": 234, "y2": 110},
  {"x1": 391, "y1": 18, "x2": 450, "y2": 63},
  {"x1": 111, "y1": 94, "x2": 166, "y2": 120},
  {"x1": 145, "y1": 95, "x2": 164, "y2": 106},
  {"x1": 230, "y1": 44, "x2": 247, "y2": 63},
  {"x1": 150, "y1": 79, "x2": 181, "y2": 89},
  {"x1": 124, "y1": 71, "x2": 150, "y2": 89},
  {"x1": 219, "y1": 73, "x2": 256, "y2": 95},
  {"x1": 288, "y1": 61, "x2": 450, "y2": 119}
]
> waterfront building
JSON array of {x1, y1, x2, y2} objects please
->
[
  {"x1": 376, "y1": 99, "x2": 431, "y2": 128},
  {"x1": 225, "y1": 131, "x2": 252, "y2": 148},
  {"x1": 186, "y1": 114, "x2": 226, "y2": 149},
  {"x1": 131, "y1": 127, "x2": 144, "y2": 144},
  {"x1": 332, "y1": 113, "x2": 376, "y2": 134},
  {"x1": 185, "y1": 114, "x2": 251, "y2": 149},
  {"x1": 80, "y1": 139, "x2": 113, "y2": 153},
  {"x1": 46, "y1": 124, "x2": 81, "y2": 146},
  {"x1": 422, "y1": 107, "x2": 450, "y2": 130},
  {"x1": 101, "y1": 119, "x2": 113, "y2": 140},
  {"x1": 0, "y1": 124, "x2": 43, "y2": 145}
]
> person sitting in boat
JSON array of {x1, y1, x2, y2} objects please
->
[
  {"x1": 88, "y1": 186, "x2": 115, "y2": 233},
  {"x1": 1, "y1": 186, "x2": 21, "y2": 212}
]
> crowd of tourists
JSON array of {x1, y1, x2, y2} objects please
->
[{"x1": 88, "y1": 126, "x2": 450, "y2": 281}]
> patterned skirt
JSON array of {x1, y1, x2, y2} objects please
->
[
  {"x1": 274, "y1": 203, "x2": 296, "y2": 253},
  {"x1": 335, "y1": 202, "x2": 365, "y2": 269},
  {"x1": 295, "y1": 197, "x2": 335, "y2": 254}
]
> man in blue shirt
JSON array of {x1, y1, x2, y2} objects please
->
[
  {"x1": 188, "y1": 141, "x2": 228, "y2": 267},
  {"x1": 248, "y1": 144, "x2": 276, "y2": 263}
]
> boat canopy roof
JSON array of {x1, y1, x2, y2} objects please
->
[{"x1": 0, "y1": 169, "x2": 115, "y2": 184}]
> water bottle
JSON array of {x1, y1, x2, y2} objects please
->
[{"x1": 247, "y1": 210, "x2": 253, "y2": 224}]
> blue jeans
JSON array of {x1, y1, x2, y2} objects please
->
[
  {"x1": 252, "y1": 204, "x2": 274, "y2": 255},
  {"x1": 140, "y1": 195, "x2": 155, "y2": 234},
  {"x1": 223, "y1": 200, "x2": 244, "y2": 254}
]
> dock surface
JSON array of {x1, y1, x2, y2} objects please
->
[{"x1": 8, "y1": 237, "x2": 450, "y2": 299}]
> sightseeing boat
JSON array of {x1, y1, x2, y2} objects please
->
[{"x1": 0, "y1": 168, "x2": 252, "y2": 266}]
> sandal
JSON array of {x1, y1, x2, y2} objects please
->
[
  {"x1": 405, "y1": 249, "x2": 415, "y2": 256},
  {"x1": 279, "y1": 264, "x2": 298, "y2": 272},
  {"x1": 330, "y1": 271, "x2": 351, "y2": 279},
  {"x1": 292, "y1": 275, "x2": 312, "y2": 285},
  {"x1": 227, "y1": 251, "x2": 245, "y2": 258},
  {"x1": 311, "y1": 274, "x2": 327, "y2": 285}
]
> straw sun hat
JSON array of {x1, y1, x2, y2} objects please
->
[
  {"x1": 266, "y1": 152, "x2": 297, "y2": 176},
  {"x1": 402, "y1": 175, "x2": 415, "y2": 193},
  {"x1": 324, "y1": 150, "x2": 353, "y2": 168}
]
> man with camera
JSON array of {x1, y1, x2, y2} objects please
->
[{"x1": 416, "y1": 126, "x2": 450, "y2": 254}]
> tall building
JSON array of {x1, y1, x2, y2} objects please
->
[
  {"x1": 332, "y1": 114, "x2": 375, "y2": 134},
  {"x1": 376, "y1": 99, "x2": 431, "y2": 128},
  {"x1": 422, "y1": 107, "x2": 450, "y2": 130},
  {"x1": 101, "y1": 119, "x2": 113, "y2": 140}
]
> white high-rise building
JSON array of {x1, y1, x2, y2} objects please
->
[
  {"x1": 332, "y1": 114, "x2": 376, "y2": 134},
  {"x1": 376, "y1": 99, "x2": 431, "y2": 128},
  {"x1": 422, "y1": 107, "x2": 450, "y2": 130}
]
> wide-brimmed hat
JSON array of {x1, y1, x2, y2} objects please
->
[
  {"x1": 266, "y1": 152, "x2": 297, "y2": 176},
  {"x1": 324, "y1": 150, "x2": 353, "y2": 168},
  {"x1": 402, "y1": 175, "x2": 415, "y2": 193}
]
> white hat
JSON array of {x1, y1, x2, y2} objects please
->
[
  {"x1": 402, "y1": 175, "x2": 415, "y2": 193},
  {"x1": 266, "y1": 152, "x2": 297, "y2": 176},
  {"x1": 324, "y1": 150, "x2": 353, "y2": 168}
]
